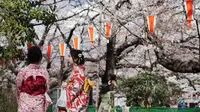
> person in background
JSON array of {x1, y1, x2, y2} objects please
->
[
  {"x1": 57, "y1": 75, "x2": 68, "y2": 112},
  {"x1": 62, "y1": 49, "x2": 94, "y2": 112},
  {"x1": 16, "y1": 46, "x2": 52, "y2": 112},
  {"x1": 181, "y1": 102, "x2": 188, "y2": 108},
  {"x1": 198, "y1": 102, "x2": 200, "y2": 108},
  {"x1": 98, "y1": 75, "x2": 117, "y2": 112},
  {"x1": 165, "y1": 104, "x2": 170, "y2": 108},
  {"x1": 195, "y1": 103, "x2": 199, "y2": 108}
]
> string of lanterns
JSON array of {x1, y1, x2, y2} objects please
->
[{"x1": 0, "y1": 0, "x2": 195, "y2": 69}]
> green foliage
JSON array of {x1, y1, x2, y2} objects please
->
[
  {"x1": 0, "y1": 88, "x2": 18, "y2": 112},
  {"x1": 0, "y1": 0, "x2": 56, "y2": 58},
  {"x1": 119, "y1": 72, "x2": 182, "y2": 107}
]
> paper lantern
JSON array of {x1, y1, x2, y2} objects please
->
[
  {"x1": 105, "y1": 22, "x2": 111, "y2": 38},
  {"x1": 59, "y1": 44, "x2": 66, "y2": 57},
  {"x1": 88, "y1": 26, "x2": 95, "y2": 46},
  {"x1": 47, "y1": 45, "x2": 52, "y2": 61},
  {"x1": 185, "y1": 0, "x2": 193, "y2": 28},
  {"x1": 27, "y1": 43, "x2": 32, "y2": 49},
  {"x1": 73, "y1": 38, "x2": 80, "y2": 50},
  {"x1": 147, "y1": 16, "x2": 156, "y2": 33}
]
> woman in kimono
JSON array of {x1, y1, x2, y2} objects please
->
[
  {"x1": 16, "y1": 46, "x2": 51, "y2": 112},
  {"x1": 62, "y1": 49, "x2": 91, "y2": 112}
]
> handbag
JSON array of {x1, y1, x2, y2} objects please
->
[
  {"x1": 83, "y1": 78, "x2": 94, "y2": 93},
  {"x1": 56, "y1": 87, "x2": 67, "y2": 110},
  {"x1": 44, "y1": 93, "x2": 53, "y2": 111},
  {"x1": 45, "y1": 93, "x2": 52, "y2": 103}
]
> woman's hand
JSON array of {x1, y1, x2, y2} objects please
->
[{"x1": 61, "y1": 82, "x2": 67, "y2": 88}]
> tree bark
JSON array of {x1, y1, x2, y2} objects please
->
[
  {"x1": 102, "y1": 36, "x2": 116, "y2": 84},
  {"x1": 155, "y1": 51, "x2": 200, "y2": 73}
]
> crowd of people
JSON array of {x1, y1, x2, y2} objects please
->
[{"x1": 177, "y1": 101, "x2": 200, "y2": 108}]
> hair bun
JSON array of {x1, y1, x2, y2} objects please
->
[
  {"x1": 70, "y1": 49, "x2": 85, "y2": 65},
  {"x1": 78, "y1": 53, "x2": 82, "y2": 58}
]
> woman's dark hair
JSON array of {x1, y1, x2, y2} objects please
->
[
  {"x1": 100, "y1": 84, "x2": 111, "y2": 94},
  {"x1": 109, "y1": 75, "x2": 116, "y2": 81},
  {"x1": 62, "y1": 74, "x2": 68, "y2": 81},
  {"x1": 70, "y1": 49, "x2": 85, "y2": 65},
  {"x1": 27, "y1": 46, "x2": 42, "y2": 64}
]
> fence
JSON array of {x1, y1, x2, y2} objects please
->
[
  {"x1": 129, "y1": 107, "x2": 200, "y2": 112},
  {"x1": 87, "y1": 106, "x2": 200, "y2": 112},
  {"x1": 48, "y1": 105, "x2": 200, "y2": 112},
  {"x1": 128, "y1": 107, "x2": 200, "y2": 112},
  {"x1": 47, "y1": 88, "x2": 200, "y2": 112}
]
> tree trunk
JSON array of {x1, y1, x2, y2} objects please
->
[
  {"x1": 102, "y1": 36, "x2": 116, "y2": 84},
  {"x1": 102, "y1": 18, "x2": 118, "y2": 84},
  {"x1": 58, "y1": 57, "x2": 65, "y2": 86}
]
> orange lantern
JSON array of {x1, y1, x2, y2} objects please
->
[
  {"x1": 27, "y1": 43, "x2": 32, "y2": 49},
  {"x1": 88, "y1": 26, "x2": 95, "y2": 46},
  {"x1": 147, "y1": 16, "x2": 156, "y2": 33},
  {"x1": 59, "y1": 44, "x2": 66, "y2": 57},
  {"x1": 105, "y1": 22, "x2": 111, "y2": 38},
  {"x1": 185, "y1": 0, "x2": 193, "y2": 28},
  {"x1": 47, "y1": 45, "x2": 52, "y2": 62},
  {"x1": 73, "y1": 38, "x2": 80, "y2": 50}
]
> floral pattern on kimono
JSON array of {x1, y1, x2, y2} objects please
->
[
  {"x1": 16, "y1": 64, "x2": 51, "y2": 112},
  {"x1": 66, "y1": 65, "x2": 89, "y2": 112}
]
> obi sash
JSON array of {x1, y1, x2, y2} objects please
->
[{"x1": 20, "y1": 76, "x2": 47, "y2": 96}]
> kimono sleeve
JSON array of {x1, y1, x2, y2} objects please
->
[
  {"x1": 71, "y1": 70, "x2": 85, "y2": 96},
  {"x1": 16, "y1": 70, "x2": 24, "y2": 90}
]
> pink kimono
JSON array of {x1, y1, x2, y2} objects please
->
[
  {"x1": 16, "y1": 64, "x2": 51, "y2": 112},
  {"x1": 66, "y1": 65, "x2": 89, "y2": 112}
]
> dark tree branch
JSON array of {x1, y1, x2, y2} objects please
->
[
  {"x1": 173, "y1": 73, "x2": 196, "y2": 91},
  {"x1": 149, "y1": 32, "x2": 200, "y2": 73},
  {"x1": 180, "y1": 45, "x2": 199, "y2": 51},
  {"x1": 57, "y1": 24, "x2": 77, "y2": 49},
  {"x1": 179, "y1": 36, "x2": 198, "y2": 43},
  {"x1": 56, "y1": 24, "x2": 77, "y2": 86},
  {"x1": 38, "y1": 25, "x2": 52, "y2": 47},
  {"x1": 48, "y1": 27, "x2": 58, "y2": 45},
  {"x1": 85, "y1": 55, "x2": 105, "y2": 62},
  {"x1": 33, "y1": 8, "x2": 89, "y2": 26},
  {"x1": 117, "y1": 47, "x2": 137, "y2": 62},
  {"x1": 116, "y1": 63, "x2": 150, "y2": 70},
  {"x1": 116, "y1": 37, "x2": 143, "y2": 56},
  {"x1": 90, "y1": 14, "x2": 100, "y2": 21},
  {"x1": 4, "y1": 75, "x2": 15, "y2": 85},
  {"x1": 155, "y1": 50, "x2": 200, "y2": 73},
  {"x1": 115, "y1": 0, "x2": 131, "y2": 10},
  {"x1": 184, "y1": 76, "x2": 196, "y2": 91},
  {"x1": 56, "y1": 9, "x2": 89, "y2": 22},
  {"x1": 49, "y1": 80, "x2": 59, "y2": 90},
  {"x1": 63, "y1": 68, "x2": 73, "y2": 76},
  {"x1": 8, "y1": 65, "x2": 18, "y2": 76},
  {"x1": 39, "y1": 0, "x2": 65, "y2": 6}
]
